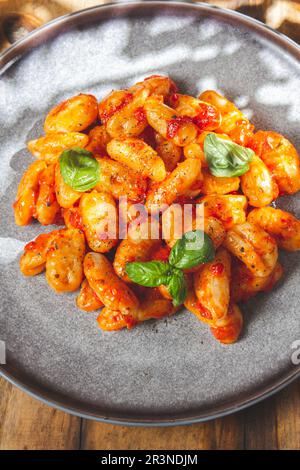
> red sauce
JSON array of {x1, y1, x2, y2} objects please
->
[
  {"x1": 166, "y1": 116, "x2": 193, "y2": 139},
  {"x1": 210, "y1": 262, "x2": 224, "y2": 276},
  {"x1": 192, "y1": 103, "x2": 220, "y2": 131},
  {"x1": 124, "y1": 315, "x2": 137, "y2": 329},
  {"x1": 168, "y1": 92, "x2": 179, "y2": 107},
  {"x1": 195, "y1": 300, "x2": 213, "y2": 320},
  {"x1": 100, "y1": 92, "x2": 133, "y2": 123},
  {"x1": 69, "y1": 210, "x2": 83, "y2": 231},
  {"x1": 24, "y1": 240, "x2": 37, "y2": 252},
  {"x1": 152, "y1": 245, "x2": 171, "y2": 262},
  {"x1": 223, "y1": 216, "x2": 233, "y2": 227},
  {"x1": 134, "y1": 107, "x2": 146, "y2": 124},
  {"x1": 210, "y1": 323, "x2": 238, "y2": 342}
]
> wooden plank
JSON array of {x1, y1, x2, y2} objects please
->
[
  {"x1": 81, "y1": 413, "x2": 244, "y2": 450},
  {"x1": 276, "y1": 379, "x2": 300, "y2": 450},
  {"x1": 0, "y1": 377, "x2": 81, "y2": 450},
  {"x1": 244, "y1": 396, "x2": 278, "y2": 449}
]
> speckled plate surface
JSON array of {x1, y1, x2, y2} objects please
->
[{"x1": 0, "y1": 1, "x2": 300, "y2": 425}]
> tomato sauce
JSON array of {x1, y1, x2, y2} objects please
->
[
  {"x1": 193, "y1": 103, "x2": 220, "y2": 131},
  {"x1": 100, "y1": 92, "x2": 133, "y2": 123},
  {"x1": 166, "y1": 116, "x2": 193, "y2": 139},
  {"x1": 210, "y1": 262, "x2": 224, "y2": 276}
]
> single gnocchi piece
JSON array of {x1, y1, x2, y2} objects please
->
[
  {"x1": 249, "y1": 130, "x2": 300, "y2": 195},
  {"x1": 240, "y1": 155, "x2": 278, "y2": 207},
  {"x1": 55, "y1": 162, "x2": 82, "y2": 209},
  {"x1": 193, "y1": 248, "x2": 231, "y2": 324},
  {"x1": 198, "y1": 194, "x2": 248, "y2": 229},
  {"x1": 80, "y1": 191, "x2": 118, "y2": 253},
  {"x1": 210, "y1": 303, "x2": 243, "y2": 344},
  {"x1": 114, "y1": 238, "x2": 161, "y2": 282},
  {"x1": 129, "y1": 75, "x2": 177, "y2": 99},
  {"x1": 173, "y1": 94, "x2": 221, "y2": 131},
  {"x1": 36, "y1": 164, "x2": 60, "y2": 225},
  {"x1": 145, "y1": 158, "x2": 201, "y2": 213},
  {"x1": 84, "y1": 252, "x2": 139, "y2": 314},
  {"x1": 46, "y1": 228, "x2": 85, "y2": 292},
  {"x1": 76, "y1": 279, "x2": 103, "y2": 311},
  {"x1": 27, "y1": 132, "x2": 89, "y2": 163},
  {"x1": 13, "y1": 160, "x2": 46, "y2": 226},
  {"x1": 186, "y1": 271, "x2": 243, "y2": 344},
  {"x1": 44, "y1": 94, "x2": 98, "y2": 133},
  {"x1": 85, "y1": 125, "x2": 111, "y2": 157},
  {"x1": 198, "y1": 90, "x2": 252, "y2": 136},
  {"x1": 97, "y1": 307, "x2": 136, "y2": 331},
  {"x1": 231, "y1": 260, "x2": 283, "y2": 303},
  {"x1": 106, "y1": 87, "x2": 149, "y2": 138},
  {"x1": 144, "y1": 96, "x2": 198, "y2": 146},
  {"x1": 248, "y1": 207, "x2": 300, "y2": 251},
  {"x1": 20, "y1": 230, "x2": 59, "y2": 276},
  {"x1": 201, "y1": 169, "x2": 240, "y2": 195},
  {"x1": 98, "y1": 90, "x2": 134, "y2": 124},
  {"x1": 107, "y1": 137, "x2": 166, "y2": 182},
  {"x1": 95, "y1": 157, "x2": 147, "y2": 203},
  {"x1": 224, "y1": 222, "x2": 278, "y2": 278},
  {"x1": 154, "y1": 132, "x2": 182, "y2": 172}
]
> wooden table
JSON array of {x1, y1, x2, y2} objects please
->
[{"x1": 0, "y1": 0, "x2": 299, "y2": 450}]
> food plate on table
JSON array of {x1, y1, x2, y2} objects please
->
[{"x1": 0, "y1": 1, "x2": 300, "y2": 425}]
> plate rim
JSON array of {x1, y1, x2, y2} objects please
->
[{"x1": 1, "y1": 0, "x2": 300, "y2": 426}]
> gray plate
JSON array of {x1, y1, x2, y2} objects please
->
[{"x1": 0, "y1": 1, "x2": 300, "y2": 426}]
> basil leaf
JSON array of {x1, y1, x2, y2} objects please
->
[
  {"x1": 59, "y1": 147, "x2": 100, "y2": 192},
  {"x1": 169, "y1": 230, "x2": 215, "y2": 270},
  {"x1": 204, "y1": 133, "x2": 254, "y2": 177},
  {"x1": 125, "y1": 261, "x2": 171, "y2": 287},
  {"x1": 167, "y1": 269, "x2": 187, "y2": 307}
]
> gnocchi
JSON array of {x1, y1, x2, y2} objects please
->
[{"x1": 15, "y1": 75, "x2": 300, "y2": 345}]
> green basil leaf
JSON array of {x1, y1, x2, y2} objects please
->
[
  {"x1": 169, "y1": 230, "x2": 215, "y2": 270},
  {"x1": 167, "y1": 269, "x2": 187, "y2": 307},
  {"x1": 59, "y1": 147, "x2": 100, "y2": 192},
  {"x1": 125, "y1": 261, "x2": 172, "y2": 287},
  {"x1": 204, "y1": 133, "x2": 254, "y2": 177}
]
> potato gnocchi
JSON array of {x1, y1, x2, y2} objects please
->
[{"x1": 15, "y1": 75, "x2": 300, "y2": 344}]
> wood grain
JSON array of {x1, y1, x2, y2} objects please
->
[
  {"x1": 0, "y1": 377, "x2": 81, "y2": 450},
  {"x1": 0, "y1": 0, "x2": 299, "y2": 450},
  {"x1": 81, "y1": 415, "x2": 245, "y2": 450}
]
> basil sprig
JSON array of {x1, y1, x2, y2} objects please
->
[
  {"x1": 204, "y1": 133, "x2": 254, "y2": 177},
  {"x1": 125, "y1": 230, "x2": 215, "y2": 307},
  {"x1": 59, "y1": 147, "x2": 100, "y2": 192}
]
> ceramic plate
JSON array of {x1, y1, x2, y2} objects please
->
[{"x1": 0, "y1": 1, "x2": 300, "y2": 425}]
